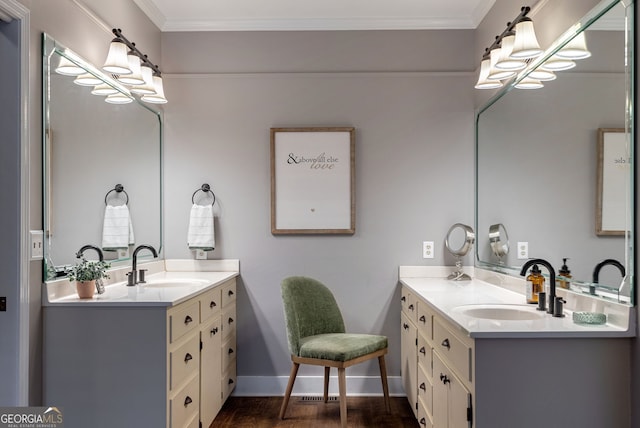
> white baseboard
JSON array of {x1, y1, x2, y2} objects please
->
[{"x1": 232, "y1": 375, "x2": 405, "y2": 397}]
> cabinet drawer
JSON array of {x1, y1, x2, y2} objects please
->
[
  {"x1": 222, "y1": 334, "x2": 237, "y2": 370},
  {"x1": 401, "y1": 287, "x2": 417, "y2": 322},
  {"x1": 222, "y1": 361, "x2": 236, "y2": 402},
  {"x1": 170, "y1": 374, "x2": 199, "y2": 428},
  {"x1": 170, "y1": 301, "x2": 199, "y2": 343},
  {"x1": 222, "y1": 303, "x2": 236, "y2": 340},
  {"x1": 417, "y1": 363, "x2": 433, "y2": 419},
  {"x1": 417, "y1": 332, "x2": 431, "y2": 380},
  {"x1": 221, "y1": 280, "x2": 237, "y2": 307},
  {"x1": 417, "y1": 396, "x2": 434, "y2": 428},
  {"x1": 200, "y1": 287, "x2": 221, "y2": 323},
  {"x1": 416, "y1": 303, "x2": 433, "y2": 341},
  {"x1": 433, "y1": 318, "x2": 472, "y2": 383},
  {"x1": 170, "y1": 334, "x2": 200, "y2": 390}
]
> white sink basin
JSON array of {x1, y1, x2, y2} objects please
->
[
  {"x1": 141, "y1": 278, "x2": 211, "y2": 288},
  {"x1": 452, "y1": 304, "x2": 545, "y2": 321}
]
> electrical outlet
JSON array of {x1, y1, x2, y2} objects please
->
[
  {"x1": 117, "y1": 248, "x2": 129, "y2": 259},
  {"x1": 30, "y1": 230, "x2": 44, "y2": 260},
  {"x1": 423, "y1": 241, "x2": 435, "y2": 259},
  {"x1": 517, "y1": 241, "x2": 529, "y2": 259},
  {"x1": 196, "y1": 249, "x2": 208, "y2": 260}
]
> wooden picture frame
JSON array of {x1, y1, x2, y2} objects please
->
[
  {"x1": 270, "y1": 127, "x2": 355, "y2": 235},
  {"x1": 596, "y1": 128, "x2": 629, "y2": 236}
]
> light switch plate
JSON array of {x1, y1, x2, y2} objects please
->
[{"x1": 30, "y1": 230, "x2": 44, "y2": 260}]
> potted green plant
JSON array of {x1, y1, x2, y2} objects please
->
[{"x1": 67, "y1": 257, "x2": 110, "y2": 299}]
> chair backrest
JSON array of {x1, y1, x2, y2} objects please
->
[{"x1": 281, "y1": 276, "x2": 346, "y2": 356}]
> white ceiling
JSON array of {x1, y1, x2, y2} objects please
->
[{"x1": 131, "y1": 0, "x2": 496, "y2": 32}]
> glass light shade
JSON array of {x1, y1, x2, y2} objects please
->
[
  {"x1": 55, "y1": 56, "x2": 84, "y2": 76},
  {"x1": 130, "y1": 65, "x2": 156, "y2": 95},
  {"x1": 91, "y1": 83, "x2": 119, "y2": 96},
  {"x1": 142, "y1": 75, "x2": 168, "y2": 104},
  {"x1": 102, "y1": 39, "x2": 132, "y2": 75},
  {"x1": 475, "y1": 59, "x2": 503, "y2": 90},
  {"x1": 540, "y1": 55, "x2": 576, "y2": 71},
  {"x1": 117, "y1": 52, "x2": 145, "y2": 85},
  {"x1": 514, "y1": 76, "x2": 544, "y2": 89},
  {"x1": 528, "y1": 69, "x2": 556, "y2": 81},
  {"x1": 73, "y1": 73, "x2": 103, "y2": 86},
  {"x1": 511, "y1": 18, "x2": 543, "y2": 59},
  {"x1": 105, "y1": 93, "x2": 134, "y2": 104},
  {"x1": 556, "y1": 32, "x2": 592, "y2": 59},
  {"x1": 488, "y1": 47, "x2": 516, "y2": 80},
  {"x1": 495, "y1": 33, "x2": 527, "y2": 70}
]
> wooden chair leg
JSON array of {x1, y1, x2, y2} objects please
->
[
  {"x1": 279, "y1": 362, "x2": 300, "y2": 419},
  {"x1": 338, "y1": 367, "x2": 347, "y2": 428},
  {"x1": 378, "y1": 355, "x2": 391, "y2": 413},
  {"x1": 324, "y1": 366, "x2": 330, "y2": 403}
]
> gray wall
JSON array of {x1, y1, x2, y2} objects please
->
[
  {"x1": 161, "y1": 30, "x2": 476, "y2": 383},
  {"x1": 0, "y1": 18, "x2": 22, "y2": 406}
]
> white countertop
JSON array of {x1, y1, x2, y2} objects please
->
[
  {"x1": 43, "y1": 259, "x2": 239, "y2": 308},
  {"x1": 400, "y1": 267, "x2": 635, "y2": 339}
]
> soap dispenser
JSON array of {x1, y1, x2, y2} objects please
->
[
  {"x1": 526, "y1": 264, "x2": 545, "y2": 304},
  {"x1": 557, "y1": 258, "x2": 572, "y2": 289}
]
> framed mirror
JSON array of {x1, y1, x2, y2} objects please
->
[
  {"x1": 475, "y1": 0, "x2": 634, "y2": 304},
  {"x1": 42, "y1": 34, "x2": 163, "y2": 279}
]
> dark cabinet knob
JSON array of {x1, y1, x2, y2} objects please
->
[
  {"x1": 401, "y1": 296, "x2": 406, "y2": 302},
  {"x1": 441, "y1": 338, "x2": 450, "y2": 349},
  {"x1": 440, "y1": 373, "x2": 450, "y2": 385},
  {"x1": 419, "y1": 382, "x2": 426, "y2": 391},
  {"x1": 419, "y1": 315, "x2": 426, "y2": 323},
  {"x1": 184, "y1": 353, "x2": 193, "y2": 363},
  {"x1": 419, "y1": 347, "x2": 426, "y2": 355},
  {"x1": 228, "y1": 290, "x2": 234, "y2": 297},
  {"x1": 184, "y1": 396, "x2": 193, "y2": 407},
  {"x1": 420, "y1": 417, "x2": 426, "y2": 426},
  {"x1": 228, "y1": 348, "x2": 234, "y2": 355},
  {"x1": 210, "y1": 327, "x2": 218, "y2": 336},
  {"x1": 184, "y1": 315, "x2": 193, "y2": 325},
  {"x1": 228, "y1": 317, "x2": 234, "y2": 324},
  {"x1": 408, "y1": 304, "x2": 414, "y2": 311},
  {"x1": 210, "y1": 301, "x2": 217, "y2": 309},
  {"x1": 403, "y1": 323, "x2": 409, "y2": 330}
]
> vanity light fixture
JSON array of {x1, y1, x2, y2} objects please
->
[
  {"x1": 556, "y1": 32, "x2": 592, "y2": 59},
  {"x1": 90, "y1": 83, "x2": 119, "y2": 96},
  {"x1": 55, "y1": 56, "x2": 85, "y2": 76},
  {"x1": 476, "y1": 6, "x2": 591, "y2": 90},
  {"x1": 73, "y1": 72, "x2": 103, "y2": 87},
  {"x1": 101, "y1": 28, "x2": 168, "y2": 104}
]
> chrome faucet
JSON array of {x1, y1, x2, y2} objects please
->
[
  {"x1": 520, "y1": 258, "x2": 556, "y2": 315},
  {"x1": 591, "y1": 259, "x2": 625, "y2": 295},
  {"x1": 128, "y1": 245, "x2": 158, "y2": 286},
  {"x1": 76, "y1": 244, "x2": 104, "y2": 261}
]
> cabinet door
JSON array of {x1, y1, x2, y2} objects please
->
[
  {"x1": 433, "y1": 352, "x2": 472, "y2": 428},
  {"x1": 401, "y1": 312, "x2": 418, "y2": 417},
  {"x1": 200, "y1": 317, "x2": 222, "y2": 428}
]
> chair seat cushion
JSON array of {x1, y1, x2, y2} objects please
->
[{"x1": 298, "y1": 333, "x2": 388, "y2": 362}]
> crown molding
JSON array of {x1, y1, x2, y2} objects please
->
[
  {"x1": 161, "y1": 16, "x2": 479, "y2": 32},
  {"x1": 132, "y1": 0, "x2": 166, "y2": 30}
]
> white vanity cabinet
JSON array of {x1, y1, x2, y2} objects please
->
[
  {"x1": 400, "y1": 288, "x2": 418, "y2": 418},
  {"x1": 43, "y1": 276, "x2": 237, "y2": 428},
  {"x1": 403, "y1": 286, "x2": 472, "y2": 428},
  {"x1": 400, "y1": 278, "x2": 633, "y2": 428}
]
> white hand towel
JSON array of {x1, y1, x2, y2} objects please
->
[
  {"x1": 102, "y1": 205, "x2": 134, "y2": 250},
  {"x1": 187, "y1": 204, "x2": 215, "y2": 250}
]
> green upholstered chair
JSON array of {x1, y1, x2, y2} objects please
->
[{"x1": 279, "y1": 276, "x2": 390, "y2": 427}]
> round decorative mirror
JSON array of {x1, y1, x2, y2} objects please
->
[{"x1": 445, "y1": 223, "x2": 475, "y2": 280}]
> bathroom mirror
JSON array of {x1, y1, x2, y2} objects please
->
[
  {"x1": 475, "y1": 0, "x2": 634, "y2": 303},
  {"x1": 42, "y1": 34, "x2": 163, "y2": 278}
]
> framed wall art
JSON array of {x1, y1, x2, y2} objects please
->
[
  {"x1": 270, "y1": 127, "x2": 355, "y2": 235},
  {"x1": 596, "y1": 128, "x2": 629, "y2": 236}
]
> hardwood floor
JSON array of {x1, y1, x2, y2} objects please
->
[{"x1": 211, "y1": 396, "x2": 419, "y2": 427}]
